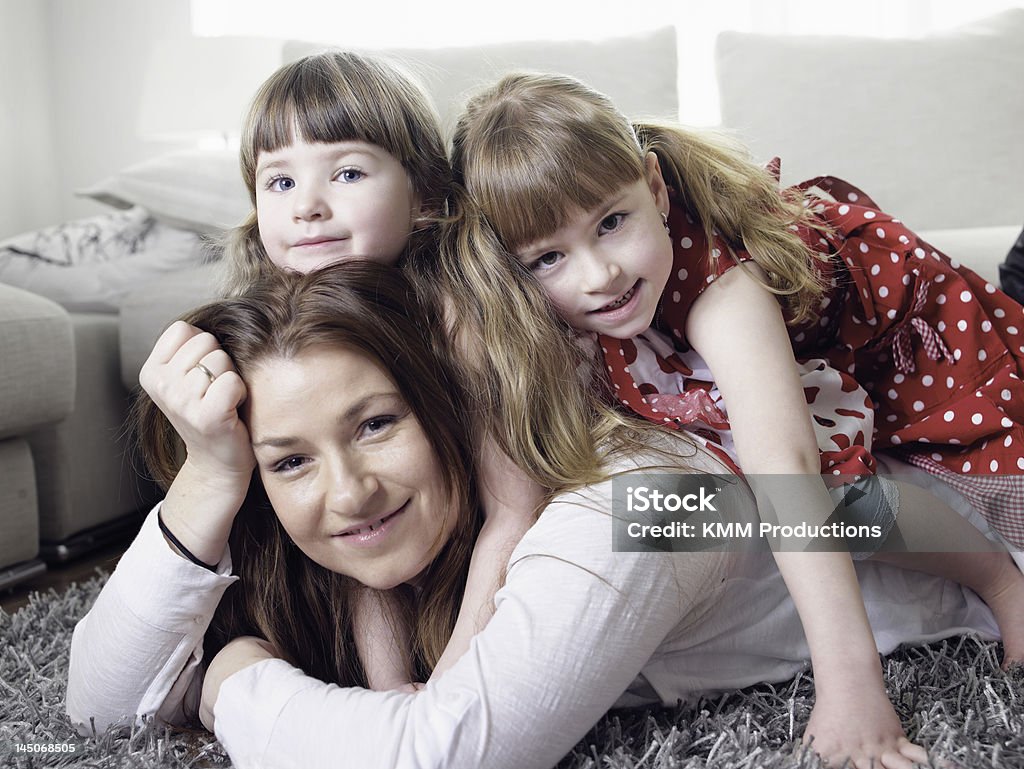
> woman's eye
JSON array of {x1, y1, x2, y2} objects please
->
[
  {"x1": 533, "y1": 251, "x2": 563, "y2": 271},
  {"x1": 271, "y1": 456, "x2": 307, "y2": 473},
  {"x1": 599, "y1": 213, "x2": 625, "y2": 234},
  {"x1": 267, "y1": 175, "x2": 295, "y2": 192},
  {"x1": 337, "y1": 168, "x2": 365, "y2": 183},
  {"x1": 361, "y1": 415, "x2": 396, "y2": 437}
]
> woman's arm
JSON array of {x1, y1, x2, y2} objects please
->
[
  {"x1": 205, "y1": 481, "x2": 723, "y2": 769},
  {"x1": 66, "y1": 505, "x2": 237, "y2": 731},
  {"x1": 139, "y1": 321, "x2": 255, "y2": 564},
  {"x1": 67, "y1": 321, "x2": 254, "y2": 731},
  {"x1": 685, "y1": 264, "x2": 924, "y2": 766}
]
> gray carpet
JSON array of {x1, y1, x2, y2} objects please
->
[{"x1": 1, "y1": 573, "x2": 1021, "y2": 768}]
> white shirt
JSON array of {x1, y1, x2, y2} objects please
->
[{"x1": 67, "y1": 457, "x2": 1002, "y2": 769}]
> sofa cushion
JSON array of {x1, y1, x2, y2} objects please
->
[
  {"x1": 0, "y1": 283, "x2": 74, "y2": 439},
  {"x1": 0, "y1": 439, "x2": 40, "y2": 568},
  {"x1": 119, "y1": 262, "x2": 223, "y2": 392},
  {"x1": 715, "y1": 9, "x2": 1024, "y2": 232},
  {"x1": 0, "y1": 207, "x2": 207, "y2": 312},
  {"x1": 77, "y1": 151, "x2": 250, "y2": 236},
  {"x1": 284, "y1": 26, "x2": 679, "y2": 131}
]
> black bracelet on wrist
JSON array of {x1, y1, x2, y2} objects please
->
[{"x1": 157, "y1": 509, "x2": 219, "y2": 572}]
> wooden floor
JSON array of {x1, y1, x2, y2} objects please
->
[{"x1": 0, "y1": 539, "x2": 130, "y2": 614}]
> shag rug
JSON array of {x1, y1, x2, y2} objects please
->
[{"x1": 1, "y1": 573, "x2": 1021, "y2": 768}]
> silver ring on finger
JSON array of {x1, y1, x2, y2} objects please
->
[{"x1": 193, "y1": 361, "x2": 217, "y2": 385}]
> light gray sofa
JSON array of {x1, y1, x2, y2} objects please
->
[{"x1": 0, "y1": 284, "x2": 73, "y2": 589}]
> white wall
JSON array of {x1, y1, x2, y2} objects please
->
[
  {"x1": 45, "y1": 0, "x2": 193, "y2": 227},
  {"x1": 0, "y1": 0, "x2": 59, "y2": 238},
  {"x1": 0, "y1": 0, "x2": 194, "y2": 239}
]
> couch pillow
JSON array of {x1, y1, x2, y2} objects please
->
[
  {"x1": 283, "y1": 26, "x2": 679, "y2": 130},
  {"x1": 77, "y1": 149, "x2": 251, "y2": 235},
  {"x1": 715, "y1": 9, "x2": 1024, "y2": 232},
  {"x1": 0, "y1": 207, "x2": 207, "y2": 312}
]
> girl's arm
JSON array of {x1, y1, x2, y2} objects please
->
[
  {"x1": 351, "y1": 588, "x2": 419, "y2": 692},
  {"x1": 428, "y1": 292, "x2": 545, "y2": 680},
  {"x1": 685, "y1": 263, "x2": 925, "y2": 767},
  {"x1": 429, "y1": 435, "x2": 543, "y2": 679}
]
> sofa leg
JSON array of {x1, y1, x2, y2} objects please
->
[
  {"x1": 39, "y1": 512, "x2": 144, "y2": 564},
  {"x1": 0, "y1": 559, "x2": 47, "y2": 593}
]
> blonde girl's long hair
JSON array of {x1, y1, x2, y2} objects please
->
[
  {"x1": 416, "y1": 187, "x2": 638, "y2": 495},
  {"x1": 132, "y1": 262, "x2": 480, "y2": 687},
  {"x1": 221, "y1": 51, "x2": 452, "y2": 294},
  {"x1": 451, "y1": 72, "x2": 826, "y2": 324}
]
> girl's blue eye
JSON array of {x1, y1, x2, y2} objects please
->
[
  {"x1": 337, "y1": 168, "x2": 365, "y2": 183},
  {"x1": 599, "y1": 213, "x2": 625, "y2": 234},
  {"x1": 268, "y1": 175, "x2": 295, "y2": 192},
  {"x1": 533, "y1": 251, "x2": 563, "y2": 271}
]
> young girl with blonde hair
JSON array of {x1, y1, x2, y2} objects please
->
[{"x1": 450, "y1": 71, "x2": 1024, "y2": 768}]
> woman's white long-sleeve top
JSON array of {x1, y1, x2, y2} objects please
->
[{"x1": 67, "y1": 462, "x2": 999, "y2": 769}]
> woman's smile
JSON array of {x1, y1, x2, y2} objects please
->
[{"x1": 331, "y1": 499, "x2": 410, "y2": 546}]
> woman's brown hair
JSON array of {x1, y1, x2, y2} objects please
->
[{"x1": 134, "y1": 261, "x2": 480, "y2": 687}]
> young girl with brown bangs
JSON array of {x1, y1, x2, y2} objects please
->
[{"x1": 449, "y1": 71, "x2": 1024, "y2": 769}]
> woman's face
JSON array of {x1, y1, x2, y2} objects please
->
[{"x1": 246, "y1": 344, "x2": 457, "y2": 589}]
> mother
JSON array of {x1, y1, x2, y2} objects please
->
[{"x1": 67, "y1": 262, "x2": 1001, "y2": 769}]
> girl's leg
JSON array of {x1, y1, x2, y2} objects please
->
[{"x1": 870, "y1": 480, "x2": 1024, "y2": 666}]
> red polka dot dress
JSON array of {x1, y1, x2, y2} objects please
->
[{"x1": 599, "y1": 176, "x2": 1024, "y2": 547}]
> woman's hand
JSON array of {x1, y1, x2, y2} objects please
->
[
  {"x1": 140, "y1": 321, "x2": 255, "y2": 565},
  {"x1": 140, "y1": 320, "x2": 254, "y2": 482},
  {"x1": 200, "y1": 636, "x2": 281, "y2": 732}
]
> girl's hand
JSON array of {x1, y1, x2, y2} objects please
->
[
  {"x1": 804, "y1": 680, "x2": 928, "y2": 769},
  {"x1": 139, "y1": 320, "x2": 255, "y2": 482},
  {"x1": 200, "y1": 636, "x2": 280, "y2": 732}
]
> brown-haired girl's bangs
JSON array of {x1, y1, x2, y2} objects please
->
[{"x1": 248, "y1": 57, "x2": 381, "y2": 157}]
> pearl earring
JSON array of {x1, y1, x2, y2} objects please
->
[{"x1": 661, "y1": 211, "x2": 670, "y2": 235}]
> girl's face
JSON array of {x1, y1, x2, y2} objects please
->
[
  {"x1": 255, "y1": 138, "x2": 421, "y2": 271},
  {"x1": 246, "y1": 345, "x2": 457, "y2": 590},
  {"x1": 514, "y1": 153, "x2": 672, "y2": 339}
]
